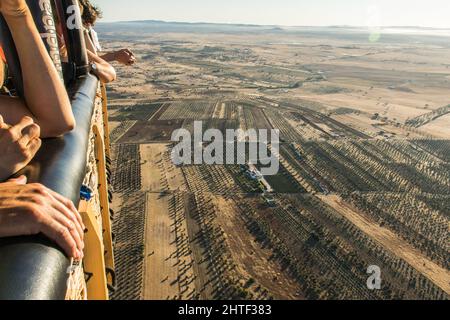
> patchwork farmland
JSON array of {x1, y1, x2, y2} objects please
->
[{"x1": 103, "y1": 24, "x2": 450, "y2": 300}]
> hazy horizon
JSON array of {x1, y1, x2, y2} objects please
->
[
  {"x1": 92, "y1": 0, "x2": 450, "y2": 28},
  {"x1": 99, "y1": 18, "x2": 450, "y2": 30}
]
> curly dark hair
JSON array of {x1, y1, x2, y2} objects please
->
[{"x1": 79, "y1": 0, "x2": 103, "y2": 26}]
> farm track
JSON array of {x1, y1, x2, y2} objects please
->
[{"x1": 406, "y1": 104, "x2": 450, "y2": 128}]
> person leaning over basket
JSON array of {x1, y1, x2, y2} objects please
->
[
  {"x1": 79, "y1": 0, "x2": 136, "y2": 66},
  {"x1": 0, "y1": 0, "x2": 75, "y2": 137},
  {"x1": 0, "y1": 0, "x2": 84, "y2": 260},
  {"x1": 75, "y1": 0, "x2": 116, "y2": 83}
]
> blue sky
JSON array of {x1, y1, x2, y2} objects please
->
[{"x1": 92, "y1": 0, "x2": 450, "y2": 28}]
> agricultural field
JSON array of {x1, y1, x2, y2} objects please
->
[{"x1": 102, "y1": 22, "x2": 450, "y2": 300}]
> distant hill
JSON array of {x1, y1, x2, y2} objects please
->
[{"x1": 95, "y1": 19, "x2": 282, "y2": 35}]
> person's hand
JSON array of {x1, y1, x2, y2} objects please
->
[
  {"x1": 0, "y1": 176, "x2": 85, "y2": 259},
  {"x1": 114, "y1": 49, "x2": 136, "y2": 66},
  {"x1": 0, "y1": 0, "x2": 29, "y2": 18},
  {"x1": 0, "y1": 116, "x2": 41, "y2": 181}
]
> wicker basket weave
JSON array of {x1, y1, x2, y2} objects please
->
[{"x1": 65, "y1": 260, "x2": 87, "y2": 300}]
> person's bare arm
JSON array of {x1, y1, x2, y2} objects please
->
[
  {"x1": 87, "y1": 50, "x2": 116, "y2": 83},
  {"x1": 0, "y1": 176, "x2": 85, "y2": 259},
  {"x1": 0, "y1": 0, "x2": 74, "y2": 138},
  {"x1": 82, "y1": 31, "x2": 116, "y2": 82},
  {"x1": 84, "y1": 28, "x2": 97, "y2": 54},
  {"x1": 99, "y1": 51, "x2": 115, "y2": 62},
  {"x1": 100, "y1": 49, "x2": 136, "y2": 66}
]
